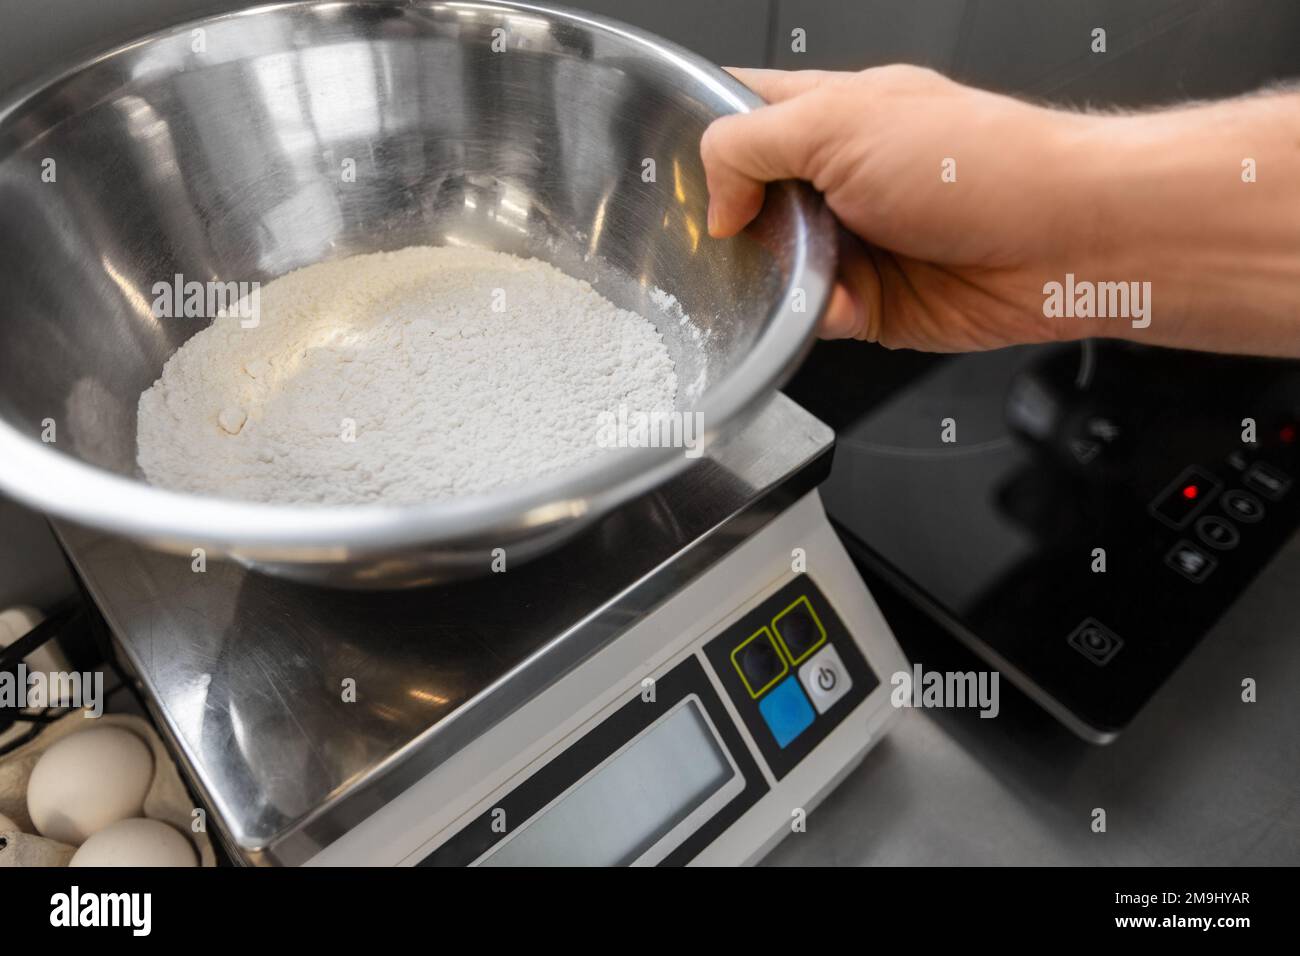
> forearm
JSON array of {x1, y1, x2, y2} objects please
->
[{"x1": 1059, "y1": 92, "x2": 1300, "y2": 356}]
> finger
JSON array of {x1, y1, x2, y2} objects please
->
[
  {"x1": 700, "y1": 96, "x2": 824, "y2": 237},
  {"x1": 723, "y1": 67, "x2": 843, "y2": 104},
  {"x1": 820, "y1": 233, "x2": 882, "y2": 341},
  {"x1": 819, "y1": 283, "x2": 863, "y2": 340}
]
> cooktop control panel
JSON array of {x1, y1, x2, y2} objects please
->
[{"x1": 1152, "y1": 457, "x2": 1292, "y2": 584}]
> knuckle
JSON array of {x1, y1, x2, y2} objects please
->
[
  {"x1": 856, "y1": 63, "x2": 945, "y2": 92},
  {"x1": 698, "y1": 116, "x2": 736, "y2": 165}
]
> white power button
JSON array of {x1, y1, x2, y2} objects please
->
[{"x1": 797, "y1": 645, "x2": 852, "y2": 714}]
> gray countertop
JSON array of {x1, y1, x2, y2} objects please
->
[{"x1": 765, "y1": 535, "x2": 1300, "y2": 866}]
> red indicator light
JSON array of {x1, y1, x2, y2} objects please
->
[
  {"x1": 1282, "y1": 424, "x2": 1296, "y2": 444},
  {"x1": 1182, "y1": 485, "x2": 1199, "y2": 500}
]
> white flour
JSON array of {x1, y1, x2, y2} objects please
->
[{"x1": 136, "y1": 246, "x2": 678, "y2": 505}]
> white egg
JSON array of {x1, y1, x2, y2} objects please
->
[
  {"x1": 0, "y1": 811, "x2": 18, "y2": 833},
  {"x1": 26, "y1": 726, "x2": 154, "y2": 845},
  {"x1": 0, "y1": 604, "x2": 70, "y2": 672},
  {"x1": 69, "y1": 818, "x2": 196, "y2": 867}
]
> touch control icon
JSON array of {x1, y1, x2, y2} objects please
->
[
  {"x1": 1221, "y1": 489, "x2": 1264, "y2": 523},
  {"x1": 798, "y1": 645, "x2": 852, "y2": 714},
  {"x1": 1244, "y1": 462, "x2": 1290, "y2": 501},
  {"x1": 1067, "y1": 617, "x2": 1124, "y2": 666},
  {"x1": 1165, "y1": 540, "x2": 1217, "y2": 583},
  {"x1": 1196, "y1": 515, "x2": 1239, "y2": 550}
]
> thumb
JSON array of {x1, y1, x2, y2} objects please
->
[
  {"x1": 699, "y1": 95, "x2": 826, "y2": 238},
  {"x1": 724, "y1": 67, "x2": 843, "y2": 103}
]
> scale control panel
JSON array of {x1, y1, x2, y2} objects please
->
[
  {"x1": 419, "y1": 576, "x2": 881, "y2": 866},
  {"x1": 703, "y1": 579, "x2": 879, "y2": 781}
]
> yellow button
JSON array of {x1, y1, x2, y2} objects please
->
[
  {"x1": 730, "y1": 627, "x2": 788, "y2": 698},
  {"x1": 771, "y1": 595, "x2": 826, "y2": 665}
]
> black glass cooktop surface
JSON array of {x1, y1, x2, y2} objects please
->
[{"x1": 788, "y1": 340, "x2": 1300, "y2": 740}]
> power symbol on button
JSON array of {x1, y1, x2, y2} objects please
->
[{"x1": 798, "y1": 645, "x2": 852, "y2": 714}]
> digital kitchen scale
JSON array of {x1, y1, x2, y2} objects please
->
[{"x1": 53, "y1": 394, "x2": 906, "y2": 865}]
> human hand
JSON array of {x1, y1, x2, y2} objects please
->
[
  {"x1": 700, "y1": 66, "x2": 1300, "y2": 357},
  {"x1": 701, "y1": 65, "x2": 1090, "y2": 351}
]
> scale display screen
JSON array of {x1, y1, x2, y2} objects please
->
[
  {"x1": 421, "y1": 655, "x2": 768, "y2": 867},
  {"x1": 482, "y1": 699, "x2": 734, "y2": 866}
]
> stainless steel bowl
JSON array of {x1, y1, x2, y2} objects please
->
[{"x1": 0, "y1": 0, "x2": 834, "y2": 588}]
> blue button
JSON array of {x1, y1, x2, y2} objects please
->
[{"x1": 757, "y1": 677, "x2": 815, "y2": 748}]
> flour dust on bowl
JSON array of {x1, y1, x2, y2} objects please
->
[{"x1": 0, "y1": 0, "x2": 834, "y2": 588}]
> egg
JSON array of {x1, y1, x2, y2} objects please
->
[
  {"x1": 69, "y1": 818, "x2": 197, "y2": 867},
  {"x1": 26, "y1": 726, "x2": 154, "y2": 845},
  {"x1": 0, "y1": 604, "x2": 70, "y2": 672}
]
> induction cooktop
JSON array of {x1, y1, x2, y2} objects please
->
[{"x1": 788, "y1": 340, "x2": 1300, "y2": 741}]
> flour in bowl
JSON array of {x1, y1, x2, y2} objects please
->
[{"x1": 136, "y1": 247, "x2": 678, "y2": 505}]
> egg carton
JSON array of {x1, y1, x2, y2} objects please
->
[{"x1": 0, "y1": 709, "x2": 216, "y2": 867}]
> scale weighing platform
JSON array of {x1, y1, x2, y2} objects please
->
[{"x1": 54, "y1": 395, "x2": 906, "y2": 866}]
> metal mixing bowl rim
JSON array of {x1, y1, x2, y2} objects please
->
[{"x1": 0, "y1": 0, "x2": 835, "y2": 553}]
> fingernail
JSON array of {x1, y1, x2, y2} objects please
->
[{"x1": 706, "y1": 201, "x2": 718, "y2": 236}]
